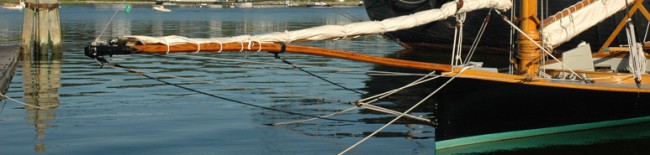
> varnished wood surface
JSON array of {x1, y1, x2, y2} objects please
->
[{"x1": 129, "y1": 42, "x2": 650, "y2": 93}]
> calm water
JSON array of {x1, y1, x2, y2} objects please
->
[
  {"x1": 0, "y1": 4, "x2": 437, "y2": 155},
  {"x1": 3, "y1": 4, "x2": 650, "y2": 155}
]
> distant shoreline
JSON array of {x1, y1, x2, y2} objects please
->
[{"x1": 17, "y1": 1, "x2": 365, "y2": 7}]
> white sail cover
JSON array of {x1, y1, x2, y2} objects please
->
[
  {"x1": 122, "y1": 0, "x2": 512, "y2": 46},
  {"x1": 542, "y1": 0, "x2": 635, "y2": 48}
]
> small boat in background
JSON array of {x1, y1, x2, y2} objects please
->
[
  {"x1": 307, "y1": 1, "x2": 331, "y2": 7},
  {"x1": 234, "y1": 0, "x2": 253, "y2": 8},
  {"x1": 153, "y1": 5, "x2": 171, "y2": 12},
  {"x1": 2, "y1": 1, "x2": 24, "y2": 10}
]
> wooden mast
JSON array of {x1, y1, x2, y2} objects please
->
[{"x1": 517, "y1": 0, "x2": 541, "y2": 75}]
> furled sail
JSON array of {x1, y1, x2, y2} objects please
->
[
  {"x1": 542, "y1": 0, "x2": 635, "y2": 49},
  {"x1": 118, "y1": 0, "x2": 512, "y2": 46}
]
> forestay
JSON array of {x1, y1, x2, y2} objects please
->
[
  {"x1": 542, "y1": 0, "x2": 635, "y2": 49},
  {"x1": 119, "y1": 0, "x2": 512, "y2": 46}
]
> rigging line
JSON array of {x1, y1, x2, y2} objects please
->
[
  {"x1": 359, "y1": 71, "x2": 439, "y2": 103},
  {"x1": 272, "y1": 106, "x2": 358, "y2": 125},
  {"x1": 0, "y1": 93, "x2": 51, "y2": 110},
  {"x1": 508, "y1": 0, "x2": 516, "y2": 74},
  {"x1": 495, "y1": 10, "x2": 585, "y2": 81},
  {"x1": 101, "y1": 62, "x2": 359, "y2": 123},
  {"x1": 330, "y1": 7, "x2": 363, "y2": 22},
  {"x1": 124, "y1": 55, "x2": 354, "y2": 106},
  {"x1": 95, "y1": 8, "x2": 121, "y2": 42},
  {"x1": 273, "y1": 71, "x2": 440, "y2": 125},
  {"x1": 165, "y1": 54, "x2": 429, "y2": 77},
  {"x1": 338, "y1": 66, "x2": 473, "y2": 155},
  {"x1": 276, "y1": 56, "x2": 365, "y2": 95},
  {"x1": 0, "y1": 100, "x2": 7, "y2": 114},
  {"x1": 357, "y1": 103, "x2": 431, "y2": 123},
  {"x1": 464, "y1": 9, "x2": 492, "y2": 63}
]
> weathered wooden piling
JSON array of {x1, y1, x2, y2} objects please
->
[
  {"x1": 21, "y1": 0, "x2": 61, "y2": 54},
  {"x1": 21, "y1": 47, "x2": 61, "y2": 153}
]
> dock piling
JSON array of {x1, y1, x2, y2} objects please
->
[{"x1": 21, "y1": 0, "x2": 61, "y2": 54}]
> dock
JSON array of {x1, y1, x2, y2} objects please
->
[{"x1": 0, "y1": 46, "x2": 20, "y2": 95}]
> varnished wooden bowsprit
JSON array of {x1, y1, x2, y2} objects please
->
[
  {"x1": 121, "y1": 42, "x2": 650, "y2": 93},
  {"x1": 129, "y1": 42, "x2": 454, "y2": 72}
]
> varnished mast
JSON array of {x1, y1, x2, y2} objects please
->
[{"x1": 517, "y1": 0, "x2": 541, "y2": 75}]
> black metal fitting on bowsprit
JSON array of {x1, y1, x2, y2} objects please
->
[
  {"x1": 84, "y1": 39, "x2": 139, "y2": 66},
  {"x1": 273, "y1": 42, "x2": 286, "y2": 59}
]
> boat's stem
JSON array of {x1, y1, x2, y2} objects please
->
[{"x1": 517, "y1": 0, "x2": 541, "y2": 75}]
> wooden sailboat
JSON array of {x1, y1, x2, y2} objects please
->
[{"x1": 84, "y1": 0, "x2": 650, "y2": 153}]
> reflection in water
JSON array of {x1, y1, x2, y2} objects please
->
[
  {"x1": 21, "y1": 48, "x2": 62, "y2": 152},
  {"x1": 3, "y1": 6, "x2": 439, "y2": 154}
]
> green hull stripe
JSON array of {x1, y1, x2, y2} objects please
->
[{"x1": 436, "y1": 115, "x2": 650, "y2": 150}]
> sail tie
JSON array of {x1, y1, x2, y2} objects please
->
[
  {"x1": 163, "y1": 37, "x2": 170, "y2": 54},
  {"x1": 209, "y1": 38, "x2": 223, "y2": 53}
]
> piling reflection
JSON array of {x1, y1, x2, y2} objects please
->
[{"x1": 21, "y1": 48, "x2": 62, "y2": 152}]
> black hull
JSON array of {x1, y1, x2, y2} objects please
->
[
  {"x1": 433, "y1": 77, "x2": 650, "y2": 141},
  {"x1": 363, "y1": 0, "x2": 650, "y2": 51},
  {"x1": 361, "y1": 49, "x2": 650, "y2": 152}
]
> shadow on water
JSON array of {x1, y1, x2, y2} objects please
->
[
  {"x1": 360, "y1": 47, "x2": 510, "y2": 124},
  {"x1": 20, "y1": 47, "x2": 62, "y2": 152}
]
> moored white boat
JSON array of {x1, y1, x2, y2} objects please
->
[{"x1": 152, "y1": 5, "x2": 171, "y2": 12}]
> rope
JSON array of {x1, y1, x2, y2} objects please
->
[
  {"x1": 120, "y1": 55, "x2": 357, "y2": 105},
  {"x1": 508, "y1": 0, "x2": 516, "y2": 74},
  {"x1": 451, "y1": 13, "x2": 466, "y2": 67},
  {"x1": 275, "y1": 56, "x2": 364, "y2": 95},
  {"x1": 0, "y1": 93, "x2": 51, "y2": 110},
  {"x1": 456, "y1": 13, "x2": 466, "y2": 66},
  {"x1": 356, "y1": 102, "x2": 431, "y2": 123},
  {"x1": 272, "y1": 71, "x2": 440, "y2": 125},
  {"x1": 464, "y1": 9, "x2": 492, "y2": 64},
  {"x1": 94, "y1": 9, "x2": 120, "y2": 42},
  {"x1": 359, "y1": 71, "x2": 439, "y2": 104},
  {"x1": 0, "y1": 100, "x2": 6, "y2": 114},
  {"x1": 330, "y1": 7, "x2": 362, "y2": 22},
  {"x1": 451, "y1": 20, "x2": 459, "y2": 66},
  {"x1": 495, "y1": 10, "x2": 584, "y2": 81},
  {"x1": 624, "y1": 20, "x2": 646, "y2": 86},
  {"x1": 272, "y1": 106, "x2": 358, "y2": 125},
  {"x1": 338, "y1": 66, "x2": 473, "y2": 155},
  {"x1": 163, "y1": 37, "x2": 170, "y2": 54},
  {"x1": 100, "y1": 62, "x2": 359, "y2": 123}
]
